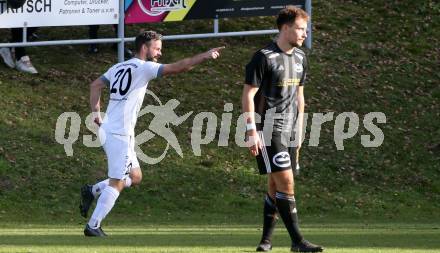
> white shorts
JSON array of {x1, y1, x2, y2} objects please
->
[{"x1": 101, "y1": 133, "x2": 139, "y2": 180}]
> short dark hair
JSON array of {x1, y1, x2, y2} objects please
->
[
  {"x1": 276, "y1": 5, "x2": 309, "y2": 30},
  {"x1": 135, "y1": 30, "x2": 163, "y2": 52}
]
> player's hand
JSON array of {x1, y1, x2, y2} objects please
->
[
  {"x1": 206, "y1": 46, "x2": 225, "y2": 60},
  {"x1": 246, "y1": 129, "x2": 262, "y2": 156},
  {"x1": 93, "y1": 112, "x2": 102, "y2": 126},
  {"x1": 94, "y1": 118, "x2": 102, "y2": 127}
]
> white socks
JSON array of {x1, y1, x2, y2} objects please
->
[
  {"x1": 124, "y1": 177, "x2": 132, "y2": 188},
  {"x1": 92, "y1": 179, "x2": 109, "y2": 198},
  {"x1": 92, "y1": 177, "x2": 132, "y2": 198},
  {"x1": 88, "y1": 186, "x2": 120, "y2": 229},
  {"x1": 87, "y1": 177, "x2": 133, "y2": 228}
]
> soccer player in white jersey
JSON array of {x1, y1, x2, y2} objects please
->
[{"x1": 80, "y1": 31, "x2": 224, "y2": 236}]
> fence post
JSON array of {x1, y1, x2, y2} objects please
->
[
  {"x1": 118, "y1": 0, "x2": 125, "y2": 62},
  {"x1": 305, "y1": 0, "x2": 312, "y2": 49},
  {"x1": 214, "y1": 16, "x2": 219, "y2": 34},
  {"x1": 22, "y1": 23, "x2": 28, "y2": 43}
]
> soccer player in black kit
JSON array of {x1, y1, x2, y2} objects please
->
[{"x1": 242, "y1": 6, "x2": 324, "y2": 252}]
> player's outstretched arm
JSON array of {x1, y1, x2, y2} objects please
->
[
  {"x1": 161, "y1": 46, "x2": 225, "y2": 76},
  {"x1": 90, "y1": 78, "x2": 107, "y2": 126}
]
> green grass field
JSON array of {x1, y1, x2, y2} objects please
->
[
  {"x1": 0, "y1": 223, "x2": 439, "y2": 253},
  {"x1": 0, "y1": 0, "x2": 439, "y2": 223},
  {"x1": 0, "y1": 0, "x2": 439, "y2": 252}
]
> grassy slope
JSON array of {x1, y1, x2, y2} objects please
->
[{"x1": 0, "y1": 0, "x2": 439, "y2": 224}]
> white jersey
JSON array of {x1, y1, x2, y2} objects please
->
[{"x1": 100, "y1": 58, "x2": 163, "y2": 136}]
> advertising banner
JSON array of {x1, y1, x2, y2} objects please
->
[
  {"x1": 0, "y1": 0, "x2": 119, "y2": 28},
  {"x1": 125, "y1": 0, "x2": 306, "y2": 24}
]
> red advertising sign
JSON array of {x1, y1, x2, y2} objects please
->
[{"x1": 125, "y1": 0, "x2": 306, "y2": 24}]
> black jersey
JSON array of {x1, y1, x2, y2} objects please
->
[{"x1": 245, "y1": 42, "x2": 308, "y2": 132}]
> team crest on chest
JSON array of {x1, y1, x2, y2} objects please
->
[{"x1": 294, "y1": 63, "x2": 303, "y2": 73}]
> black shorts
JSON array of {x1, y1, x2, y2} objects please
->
[{"x1": 256, "y1": 131, "x2": 297, "y2": 175}]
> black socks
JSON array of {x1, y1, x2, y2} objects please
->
[
  {"x1": 260, "y1": 193, "x2": 278, "y2": 243},
  {"x1": 275, "y1": 191, "x2": 303, "y2": 244}
]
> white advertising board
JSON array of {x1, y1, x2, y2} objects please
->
[{"x1": 0, "y1": 0, "x2": 118, "y2": 28}]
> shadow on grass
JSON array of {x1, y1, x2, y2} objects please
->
[{"x1": 0, "y1": 228, "x2": 439, "y2": 249}]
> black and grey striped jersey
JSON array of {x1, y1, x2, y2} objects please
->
[{"x1": 245, "y1": 42, "x2": 308, "y2": 132}]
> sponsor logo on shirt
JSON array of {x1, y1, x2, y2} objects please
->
[{"x1": 278, "y1": 78, "x2": 300, "y2": 87}]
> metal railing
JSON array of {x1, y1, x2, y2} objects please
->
[{"x1": 0, "y1": 0, "x2": 312, "y2": 63}]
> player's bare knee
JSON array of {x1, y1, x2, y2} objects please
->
[
  {"x1": 274, "y1": 176, "x2": 294, "y2": 194},
  {"x1": 109, "y1": 178, "x2": 125, "y2": 192},
  {"x1": 271, "y1": 170, "x2": 293, "y2": 189},
  {"x1": 130, "y1": 168, "x2": 142, "y2": 185},
  {"x1": 131, "y1": 174, "x2": 142, "y2": 185}
]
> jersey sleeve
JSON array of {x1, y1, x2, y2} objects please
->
[
  {"x1": 245, "y1": 51, "x2": 267, "y2": 87},
  {"x1": 299, "y1": 54, "x2": 308, "y2": 86},
  {"x1": 101, "y1": 67, "x2": 112, "y2": 86},
  {"x1": 143, "y1": 62, "x2": 164, "y2": 81}
]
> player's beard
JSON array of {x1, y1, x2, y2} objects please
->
[
  {"x1": 146, "y1": 52, "x2": 159, "y2": 62},
  {"x1": 146, "y1": 56, "x2": 158, "y2": 62}
]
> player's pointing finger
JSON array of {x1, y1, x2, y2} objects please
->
[{"x1": 214, "y1": 46, "x2": 226, "y2": 51}]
